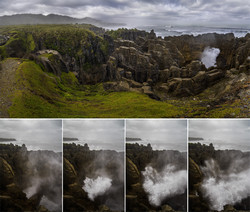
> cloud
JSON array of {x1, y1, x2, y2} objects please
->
[
  {"x1": 0, "y1": 0, "x2": 249, "y2": 27},
  {"x1": 63, "y1": 119, "x2": 124, "y2": 151},
  {"x1": 0, "y1": 120, "x2": 62, "y2": 152},
  {"x1": 189, "y1": 120, "x2": 250, "y2": 150},
  {"x1": 126, "y1": 120, "x2": 187, "y2": 151}
]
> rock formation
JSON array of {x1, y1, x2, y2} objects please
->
[
  {"x1": 0, "y1": 25, "x2": 249, "y2": 117},
  {"x1": 63, "y1": 143, "x2": 124, "y2": 212},
  {"x1": 0, "y1": 144, "x2": 62, "y2": 212},
  {"x1": 126, "y1": 143, "x2": 187, "y2": 212},
  {"x1": 189, "y1": 143, "x2": 250, "y2": 212}
]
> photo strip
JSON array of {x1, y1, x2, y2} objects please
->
[{"x1": 0, "y1": 119, "x2": 62, "y2": 212}]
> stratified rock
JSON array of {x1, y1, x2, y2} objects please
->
[
  {"x1": 0, "y1": 157, "x2": 14, "y2": 188},
  {"x1": 189, "y1": 157, "x2": 203, "y2": 189},
  {"x1": 116, "y1": 80, "x2": 130, "y2": 91},
  {"x1": 192, "y1": 71, "x2": 207, "y2": 94},
  {"x1": 187, "y1": 60, "x2": 206, "y2": 77},
  {"x1": 126, "y1": 157, "x2": 140, "y2": 186},
  {"x1": 114, "y1": 39, "x2": 139, "y2": 49},
  {"x1": 111, "y1": 46, "x2": 158, "y2": 83},
  {"x1": 170, "y1": 66, "x2": 181, "y2": 78},
  {"x1": 161, "y1": 204, "x2": 175, "y2": 212},
  {"x1": 206, "y1": 69, "x2": 225, "y2": 85},
  {"x1": 33, "y1": 50, "x2": 68, "y2": 76},
  {"x1": 159, "y1": 69, "x2": 171, "y2": 82},
  {"x1": 148, "y1": 29, "x2": 156, "y2": 39},
  {"x1": 223, "y1": 204, "x2": 237, "y2": 211},
  {"x1": 63, "y1": 157, "x2": 77, "y2": 186}
]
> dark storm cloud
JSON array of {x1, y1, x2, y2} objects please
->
[
  {"x1": 0, "y1": 119, "x2": 62, "y2": 151},
  {"x1": 189, "y1": 120, "x2": 250, "y2": 144},
  {"x1": 63, "y1": 119, "x2": 124, "y2": 151},
  {"x1": 0, "y1": 0, "x2": 249, "y2": 27},
  {"x1": 126, "y1": 120, "x2": 187, "y2": 151}
]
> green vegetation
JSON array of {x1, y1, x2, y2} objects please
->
[
  {"x1": 107, "y1": 28, "x2": 140, "y2": 39},
  {"x1": 0, "y1": 24, "x2": 108, "y2": 60},
  {"x1": 0, "y1": 25, "x2": 246, "y2": 118},
  {"x1": 6, "y1": 59, "x2": 243, "y2": 118},
  {"x1": 7, "y1": 60, "x2": 184, "y2": 118}
]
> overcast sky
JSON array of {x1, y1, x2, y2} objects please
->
[
  {"x1": 126, "y1": 119, "x2": 187, "y2": 151},
  {"x1": 63, "y1": 119, "x2": 124, "y2": 151},
  {"x1": 189, "y1": 120, "x2": 250, "y2": 150},
  {"x1": 0, "y1": 0, "x2": 249, "y2": 27},
  {"x1": 0, "y1": 119, "x2": 62, "y2": 151}
]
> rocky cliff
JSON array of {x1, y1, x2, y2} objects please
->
[
  {"x1": 0, "y1": 25, "x2": 249, "y2": 117},
  {"x1": 189, "y1": 143, "x2": 250, "y2": 212},
  {"x1": 126, "y1": 143, "x2": 187, "y2": 212},
  {"x1": 0, "y1": 144, "x2": 62, "y2": 212},
  {"x1": 63, "y1": 143, "x2": 124, "y2": 212}
]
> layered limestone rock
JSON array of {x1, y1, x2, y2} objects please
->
[
  {"x1": 1, "y1": 26, "x2": 248, "y2": 100},
  {"x1": 102, "y1": 31, "x2": 245, "y2": 99}
]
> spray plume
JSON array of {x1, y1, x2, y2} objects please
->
[
  {"x1": 142, "y1": 165, "x2": 187, "y2": 206},
  {"x1": 201, "y1": 47, "x2": 220, "y2": 68},
  {"x1": 201, "y1": 159, "x2": 250, "y2": 211},
  {"x1": 83, "y1": 176, "x2": 112, "y2": 201}
]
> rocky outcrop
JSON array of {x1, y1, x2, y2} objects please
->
[
  {"x1": 31, "y1": 50, "x2": 69, "y2": 75},
  {"x1": 1, "y1": 26, "x2": 249, "y2": 101},
  {"x1": 0, "y1": 157, "x2": 15, "y2": 188},
  {"x1": 0, "y1": 34, "x2": 9, "y2": 46},
  {"x1": 126, "y1": 143, "x2": 187, "y2": 212},
  {"x1": 126, "y1": 157, "x2": 140, "y2": 186},
  {"x1": 102, "y1": 31, "x2": 245, "y2": 99},
  {"x1": 63, "y1": 143, "x2": 124, "y2": 212},
  {"x1": 63, "y1": 157, "x2": 77, "y2": 187},
  {"x1": 0, "y1": 144, "x2": 62, "y2": 212},
  {"x1": 189, "y1": 143, "x2": 250, "y2": 212}
]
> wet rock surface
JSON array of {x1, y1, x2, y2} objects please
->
[
  {"x1": 126, "y1": 143, "x2": 187, "y2": 212},
  {"x1": 0, "y1": 144, "x2": 62, "y2": 212},
  {"x1": 63, "y1": 143, "x2": 124, "y2": 212},
  {"x1": 189, "y1": 143, "x2": 250, "y2": 212}
]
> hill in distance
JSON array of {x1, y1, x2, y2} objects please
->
[{"x1": 0, "y1": 13, "x2": 125, "y2": 27}]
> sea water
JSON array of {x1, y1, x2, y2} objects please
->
[
  {"x1": 190, "y1": 139, "x2": 250, "y2": 152},
  {"x1": 133, "y1": 25, "x2": 250, "y2": 38}
]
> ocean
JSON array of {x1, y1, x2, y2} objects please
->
[
  {"x1": 0, "y1": 139, "x2": 62, "y2": 152},
  {"x1": 126, "y1": 139, "x2": 187, "y2": 152},
  {"x1": 190, "y1": 139, "x2": 250, "y2": 152},
  {"x1": 107, "y1": 25, "x2": 250, "y2": 38},
  {"x1": 63, "y1": 140, "x2": 124, "y2": 152}
]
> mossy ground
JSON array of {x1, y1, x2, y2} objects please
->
[
  {"x1": 2, "y1": 59, "x2": 245, "y2": 118},
  {"x1": 0, "y1": 25, "x2": 247, "y2": 118},
  {"x1": 6, "y1": 59, "x2": 183, "y2": 118}
]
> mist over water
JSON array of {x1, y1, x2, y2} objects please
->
[
  {"x1": 201, "y1": 47, "x2": 220, "y2": 68},
  {"x1": 190, "y1": 139, "x2": 250, "y2": 152},
  {"x1": 83, "y1": 176, "x2": 112, "y2": 201},
  {"x1": 201, "y1": 159, "x2": 250, "y2": 211},
  {"x1": 135, "y1": 25, "x2": 250, "y2": 38},
  {"x1": 1, "y1": 139, "x2": 62, "y2": 152},
  {"x1": 142, "y1": 165, "x2": 187, "y2": 206},
  {"x1": 23, "y1": 152, "x2": 62, "y2": 212},
  {"x1": 127, "y1": 139, "x2": 187, "y2": 152}
]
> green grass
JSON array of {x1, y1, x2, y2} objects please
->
[
  {"x1": 0, "y1": 24, "x2": 108, "y2": 60},
  {"x1": 5, "y1": 59, "x2": 246, "y2": 118},
  {"x1": 8, "y1": 60, "x2": 185, "y2": 118}
]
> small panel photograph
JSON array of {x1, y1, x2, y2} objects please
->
[
  {"x1": 0, "y1": 119, "x2": 62, "y2": 212},
  {"x1": 189, "y1": 119, "x2": 250, "y2": 212},
  {"x1": 63, "y1": 119, "x2": 125, "y2": 212},
  {"x1": 0, "y1": 1, "x2": 249, "y2": 118},
  {"x1": 126, "y1": 119, "x2": 187, "y2": 212}
]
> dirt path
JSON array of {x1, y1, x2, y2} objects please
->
[{"x1": 0, "y1": 59, "x2": 21, "y2": 117}]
